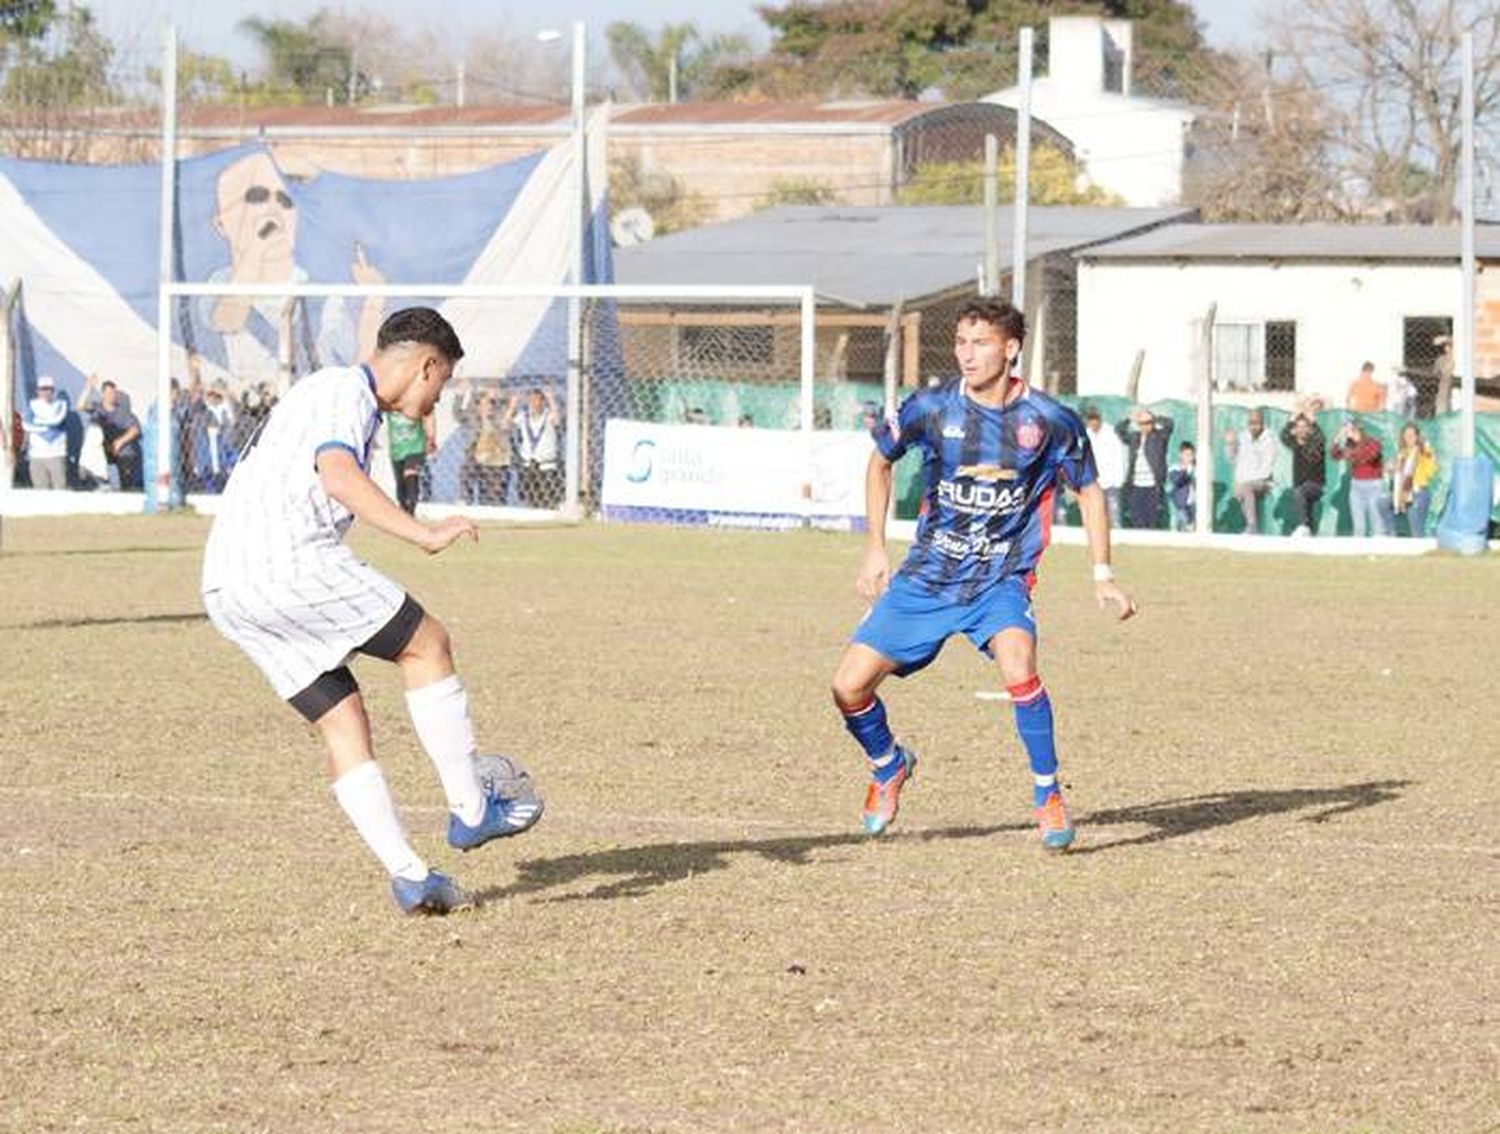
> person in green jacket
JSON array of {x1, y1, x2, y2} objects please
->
[{"x1": 387, "y1": 410, "x2": 433, "y2": 514}]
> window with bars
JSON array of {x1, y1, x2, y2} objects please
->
[{"x1": 1213, "y1": 320, "x2": 1296, "y2": 391}]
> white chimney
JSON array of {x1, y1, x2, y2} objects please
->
[
  {"x1": 1047, "y1": 16, "x2": 1105, "y2": 95},
  {"x1": 1104, "y1": 19, "x2": 1133, "y2": 96},
  {"x1": 1046, "y1": 15, "x2": 1135, "y2": 97}
]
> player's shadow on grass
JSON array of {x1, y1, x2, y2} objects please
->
[
  {"x1": 3, "y1": 545, "x2": 198, "y2": 558},
  {"x1": 478, "y1": 780, "x2": 1413, "y2": 904},
  {"x1": 1069, "y1": 779, "x2": 1413, "y2": 855},
  {"x1": 6, "y1": 611, "x2": 206, "y2": 630},
  {"x1": 478, "y1": 822, "x2": 1025, "y2": 905}
]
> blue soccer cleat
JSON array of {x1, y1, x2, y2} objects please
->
[
  {"x1": 446, "y1": 789, "x2": 544, "y2": 852},
  {"x1": 861, "y1": 745, "x2": 916, "y2": 836},
  {"x1": 391, "y1": 870, "x2": 472, "y2": 915}
]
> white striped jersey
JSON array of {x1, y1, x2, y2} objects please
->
[{"x1": 202, "y1": 364, "x2": 384, "y2": 592}]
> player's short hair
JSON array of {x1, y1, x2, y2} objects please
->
[
  {"x1": 1180, "y1": 440, "x2": 1195, "y2": 453},
  {"x1": 1360, "y1": 360, "x2": 1374, "y2": 372},
  {"x1": 954, "y1": 298, "x2": 1026, "y2": 345},
  {"x1": 377, "y1": 306, "x2": 465, "y2": 362}
]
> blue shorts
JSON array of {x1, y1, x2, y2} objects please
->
[{"x1": 851, "y1": 573, "x2": 1036, "y2": 676}]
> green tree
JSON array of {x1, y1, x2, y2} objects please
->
[
  {"x1": 605, "y1": 19, "x2": 752, "y2": 102},
  {"x1": 895, "y1": 145, "x2": 1120, "y2": 205},
  {"x1": 238, "y1": 11, "x2": 361, "y2": 105},
  {"x1": 145, "y1": 48, "x2": 239, "y2": 104},
  {"x1": 0, "y1": 0, "x2": 55, "y2": 41},
  {"x1": 1, "y1": 4, "x2": 113, "y2": 108},
  {"x1": 732, "y1": 0, "x2": 1216, "y2": 102}
]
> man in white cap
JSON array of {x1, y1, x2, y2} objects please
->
[{"x1": 23, "y1": 376, "x2": 69, "y2": 490}]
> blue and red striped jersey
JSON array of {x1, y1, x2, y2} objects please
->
[{"x1": 874, "y1": 378, "x2": 1096, "y2": 601}]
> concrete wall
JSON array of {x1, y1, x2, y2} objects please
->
[{"x1": 1076, "y1": 259, "x2": 1461, "y2": 402}]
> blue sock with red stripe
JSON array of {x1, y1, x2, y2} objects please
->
[
  {"x1": 840, "y1": 696, "x2": 902, "y2": 783},
  {"x1": 1008, "y1": 675, "x2": 1059, "y2": 807}
]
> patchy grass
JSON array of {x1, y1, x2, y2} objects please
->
[{"x1": 1, "y1": 515, "x2": 1496, "y2": 1133}]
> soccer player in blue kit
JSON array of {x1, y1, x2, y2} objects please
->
[{"x1": 831, "y1": 298, "x2": 1137, "y2": 849}]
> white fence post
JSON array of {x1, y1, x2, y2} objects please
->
[{"x1": 1195, "y1": 302, "x2": 1216, "y2": 536}]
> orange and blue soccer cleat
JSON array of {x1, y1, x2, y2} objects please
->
[
  {"x1": 1035, "y1": 790, "x2": 1075, "y2": 851},
  {"x1": 861, "y1": 745, "x2": 916, "y2": 836}
]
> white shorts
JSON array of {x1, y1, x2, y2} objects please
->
[{"x1": 204, "y1": 557, "x2": 406, "y2": 700}]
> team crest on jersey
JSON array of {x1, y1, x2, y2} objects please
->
[{"x1": 1014, "y1": 420, "x2": 1044, "y2": 450}]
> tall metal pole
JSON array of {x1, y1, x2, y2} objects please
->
[
  {"x1": 1460, "y1": 30, "x2": 1477, "y2": 460},
  {"x1": 563, "y1": 20, "x2": 586, "y2": 515},
  {"x1": 0, "y1": 280, "x2": 17, "y2": 510},
  {"x1": 1010, "y1": 26, "x2": 1034, "y2": 316},
  {"x1": 983, "y1": 134, "x2": 998, "y2": 296},
  {"x1": 1195, "y1": 303, "x2": 1217, "y2": 536},
  {"x1": 154, "y1": 21, "x2": 179, "y2": 507},
  {"x1": 800, "y1": 287, "x2": 816, "y2": 527}
]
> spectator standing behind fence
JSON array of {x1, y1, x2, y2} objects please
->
[
  {"x1": 1224, "y1": 408, "x2": 1277, "y2": 534},
  {"x1": 1331, "y1": 419, "x2": 1390, "y2": 537},
  {"x1": 1280, "y1": 399, "x2": 1327, "y2": 537},
  {"x1": 189, "y1": 380, "x2": 238, "y2": 493},
  {"x1": 1116, "y1": 407, "x2": 1172, "y2": 529},
  {"x1": 1393, "y1": 422, "x2": 1438, "y2": 538},
  {"x1": 1345, "y1": 362, "x2": 1387, "y2": 414},
  {"x1": 78, "y1": 374, "x2": 143, "y2": 490},
  {"x1": 1165, "y1": 441, "x2": 1196, "y2": 531},
  {"x1": 23, "y1": 375, "x2": 69, "y2": 489},
  {"x1": 513, "y1": 387, "x2": 562, "y2": 509},
  {"x1": 386, "y1": 410, "x2": 434, "y2": 516},
  {"x1": 1083, "y1": 405, "x2": 1125, "y2": 526},
  {"x1": 453, "y1": 380, "x2": 514, "y2": 506}
]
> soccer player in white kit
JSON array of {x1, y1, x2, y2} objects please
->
[{"x1": 202, "y1": 307, "x2": 541, "y2": 915}]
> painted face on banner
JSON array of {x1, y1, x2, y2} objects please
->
[{"x1": 214, "y1": 152, "x2": 298, "y2": 276}]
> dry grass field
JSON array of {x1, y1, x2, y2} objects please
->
[{"x1": 1, "y1": 514, "x2": 1496, "y2": 1134}]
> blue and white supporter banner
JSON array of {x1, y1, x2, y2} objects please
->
[
  {"x1": 600, "y1": 418, "x2": 872, "y2": 530},
  {"x1": 1, "y1": 114, "x2": 615, "y2": 502}
]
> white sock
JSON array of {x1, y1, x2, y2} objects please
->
[
  {"x1": 332, "y1": 761, "x2": 427, "y2": 882},
  {"x1": 405, "y1": 674, "x2": 486, "y2": 827}
]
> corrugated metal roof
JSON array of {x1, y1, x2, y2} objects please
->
[
  {"x1": 1081, "y1": 222, "x2": 1500, "y2": 260},
  {"x1": 614, "y1": 205, "x2": 1195, "y2": 307}
]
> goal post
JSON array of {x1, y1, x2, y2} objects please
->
[{"x1": 157, "y1": 281, "x2": 830, "y2": 524}]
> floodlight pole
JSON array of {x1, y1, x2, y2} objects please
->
[
  {"x1": 983, "y1": 134, "x2": 999, "y2": 296},
  {"x1": 564, "y1": 20, "x2": 586, "y2": 516},
  {"x1": 1010, "y1": 26, "x2": 1034, "y2": 316},
  {"x1": 154, "y1": 21, "x2": 179, "y2": 509},
  {"x1": 1460, "y1": 30, "x2": 1476, "y2": 459}
]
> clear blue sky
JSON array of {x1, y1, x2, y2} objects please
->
[{"x1": 93, "y1": 0, "x2": 1269, "y2": 73}]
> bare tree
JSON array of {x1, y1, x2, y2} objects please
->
[
  {"x1": 1184, "y1": 54, "x2": 1348, "y2": 220},
  {"x1": 1271, "y1": 0, "x2": 1500, "y2": 222}
]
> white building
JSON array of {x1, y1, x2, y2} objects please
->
[
  {"x1": 1075, "y1": 223, "x2": 1492, "y2": 405},
  {"x1": 985, "y1": 16, "x2": 1198, "y2": 208}
]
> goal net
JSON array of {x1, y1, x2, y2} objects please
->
[{"x1": 155, "y1": 282, "x2": 867, "y2": 528}]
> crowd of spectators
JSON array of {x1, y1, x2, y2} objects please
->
[{"x1": 1062, "y1": 356, "x2": 1446, "y2": 537}]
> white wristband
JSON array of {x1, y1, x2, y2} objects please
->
[{"x1": 1093, "y1": 563, "x2": 1115, "y2": 583}]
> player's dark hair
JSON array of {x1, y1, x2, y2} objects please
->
[
  {"x1": 1180, "y1": 441, "x2": 1195, "y2": 453},
  {"x1": 955, "y1": 298, "x2": 1026, "y2": 345},
  {"x1": 377, "y1": 306, "x2": 465, "y2": 362}
]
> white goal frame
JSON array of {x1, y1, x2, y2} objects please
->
[{"x1": 160, "y1": 281, "x2": 819, "y2": 519}]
